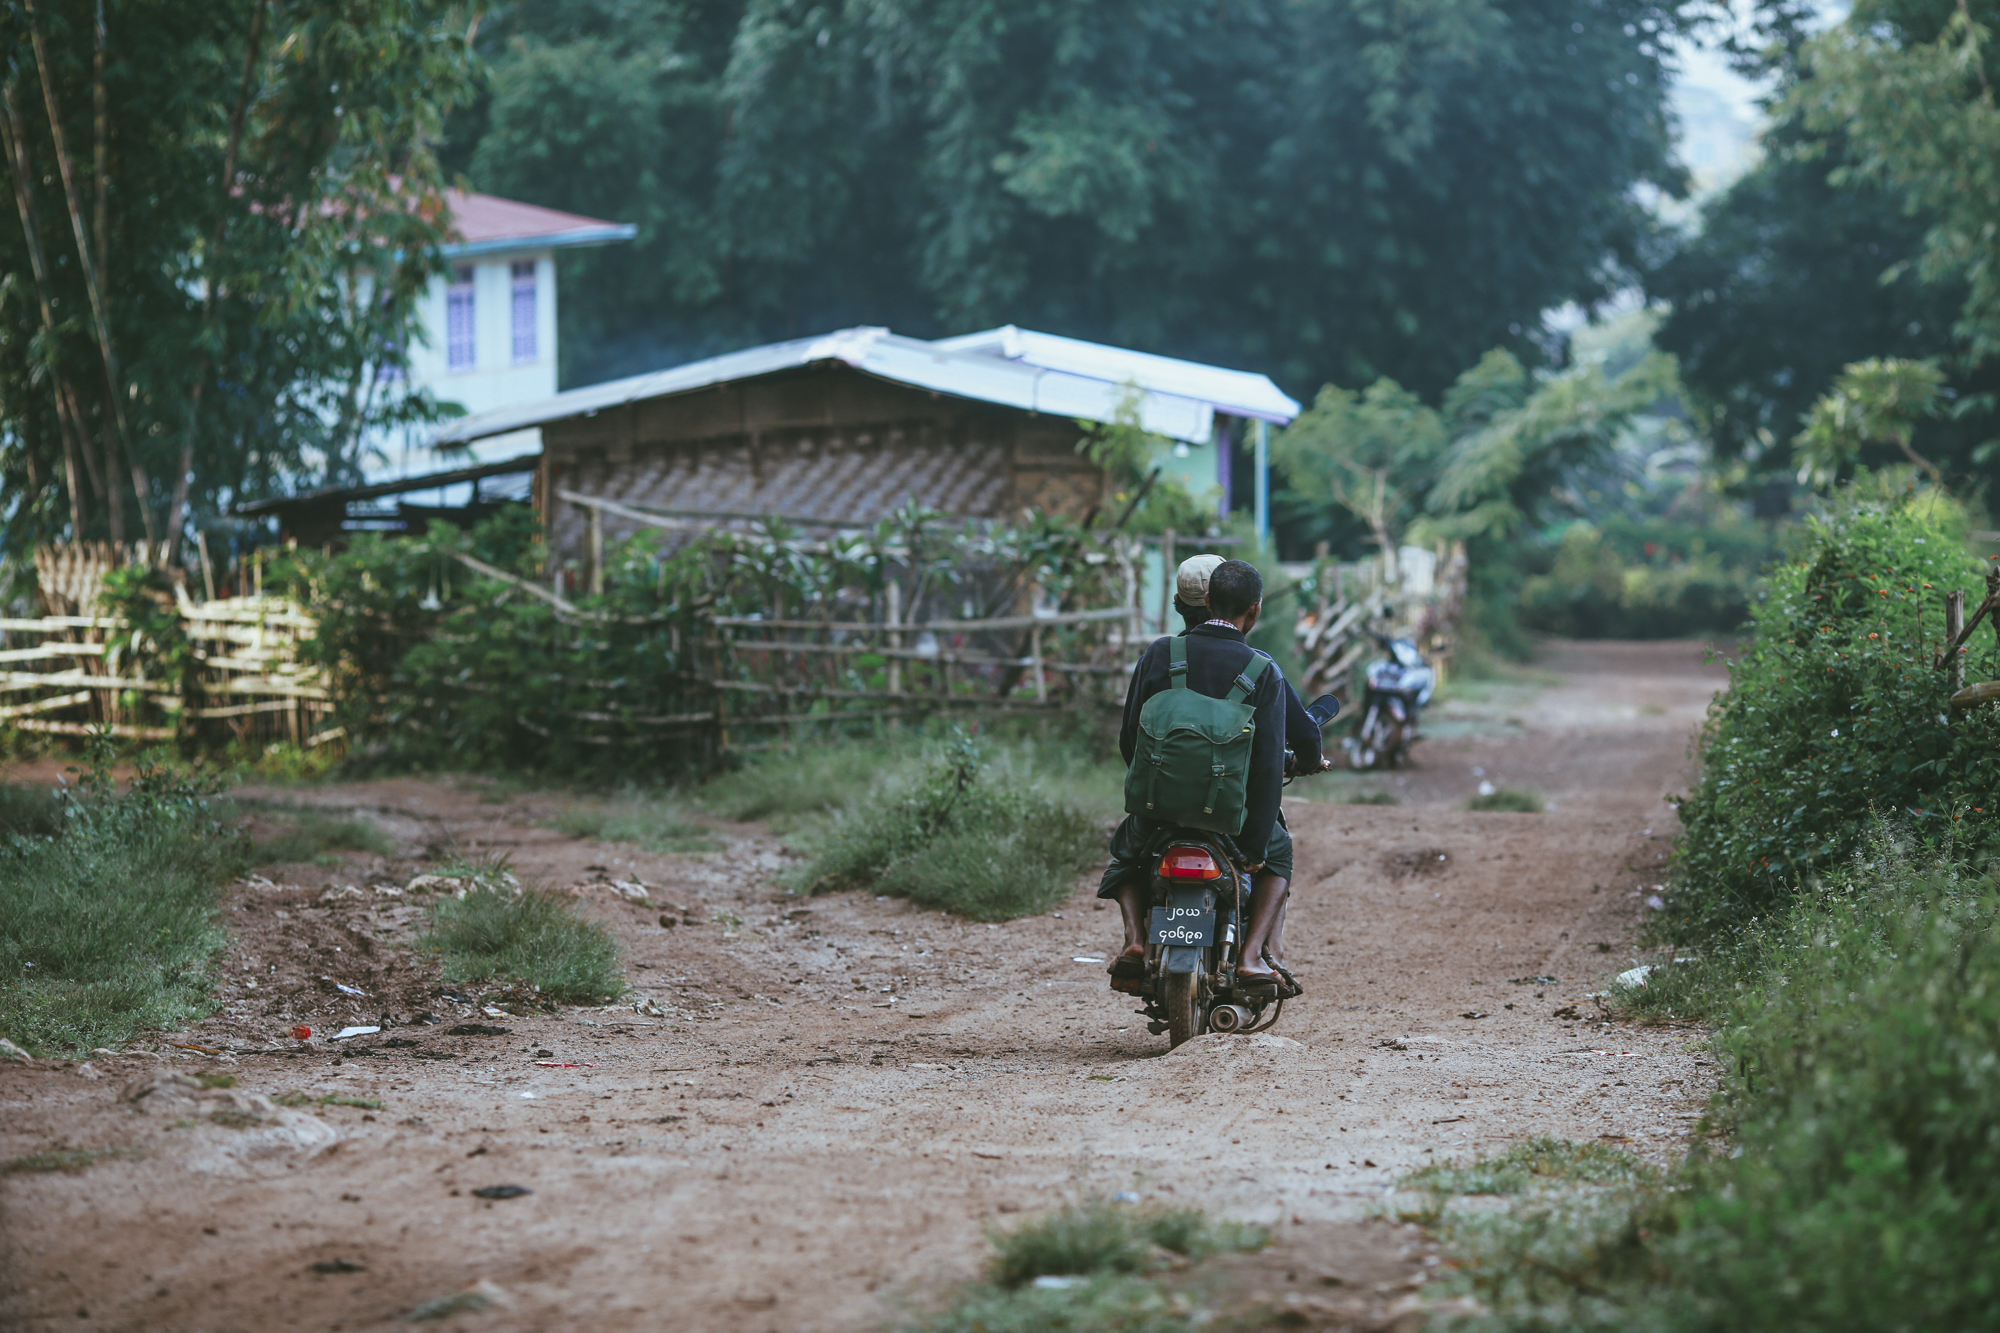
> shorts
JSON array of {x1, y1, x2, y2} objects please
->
[{"x1": 1095, "y1": 808, "x2": 1294, "y2": 899}]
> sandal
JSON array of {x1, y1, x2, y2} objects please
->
[
  {"x1": 1232, "y1": 970, "x2": 1281, "y2": 997},
  {"x1": 1108, "y1": 951, "x2": 1147, "y2": 980},
  {"x1": 1266, "y1": 960, "x2": 1304, "y2": 999}
]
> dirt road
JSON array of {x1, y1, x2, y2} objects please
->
[{"x1": 0, "y1": 639, "x2": 1727, "y2": 1332}]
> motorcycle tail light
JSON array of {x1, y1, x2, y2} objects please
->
[{"x1": 1160, "y1": 847, "x2": 1221, "y2": 879}]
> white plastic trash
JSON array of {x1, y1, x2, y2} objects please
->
[{"x1": 1614, "y1": 965, "x2": 1654, "y2": 990}]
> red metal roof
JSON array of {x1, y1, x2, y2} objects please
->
[{"x1": 442, "y1": 190, "x2": 635, "y2": 255}]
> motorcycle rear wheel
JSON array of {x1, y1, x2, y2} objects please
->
[{"x1": 1164, "y1": 971, "x2": 1206, "y2": 1048}]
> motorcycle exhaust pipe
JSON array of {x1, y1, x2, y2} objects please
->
[{"x1": 1208, "y1": 1003, "x2": 1254, "y2": 1033}]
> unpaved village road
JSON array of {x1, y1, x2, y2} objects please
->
[{"x1": 1, "y1": 640, "x2": 1727, "y2": 1333}]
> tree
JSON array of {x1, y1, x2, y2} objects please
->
[
  {"x1": 1798, "y1": 0, "x2": 2000, "y2": 360},
  {"x1": 0, "y1": 0, "x2": 478, "y2": 566},
  {"x1": 1270, "y1": 379, "x2": 1449, "y2": 559},
  {"x1": 449, "y1": 0, "x2": 1691, "y2": 398},
  {"x1": 1650, "y1": 0, "x2": 2000, "y2": 496}
]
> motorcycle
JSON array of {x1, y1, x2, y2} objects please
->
[
  {"x1": 1128, "y1": 694, "x2": 1340, "y2": 1048},
  {"x1": 1345, "y1": 631, "x2": 1435, "y2": 771}
]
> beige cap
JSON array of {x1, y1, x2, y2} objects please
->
[{"x1": 1175, "y1": 553, "x2": 1226, "y2": 604}]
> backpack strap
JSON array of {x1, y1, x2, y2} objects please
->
[
  {"x1": 1228, "y1": 650, "x2": 1271, "y2": 702},
  {"x1": 1167, "y1": 635, "x2": 1190, "y2": 690}
]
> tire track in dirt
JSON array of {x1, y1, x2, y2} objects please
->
[{"x1": 0, "y1": 639, "x2": 1727, "y2": 1332}]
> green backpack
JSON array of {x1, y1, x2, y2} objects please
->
[{"x1": 1124, "y1": 635, "x2": 1271, "y2": 833}]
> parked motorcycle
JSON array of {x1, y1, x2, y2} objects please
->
[
  {"x1": 1345, "y1": 632, "x2": 1435, "y2": 770},
  {"x1": 1129, "y1": 694, "x2": 1340, "y2": 1047}
]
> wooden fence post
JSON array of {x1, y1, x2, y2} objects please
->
[
  {"x1": 1947, "y1": 590, "x2": 1966, "y2": 692},
  {"x1": 1158, "y1": 528, "x2": 1176, "y2": 633},
  {"x1": 885, "y1": 581, "x2": 902, "y2": 699},
  {"x1": 1031, "y1": 623, "x2": 1047, "y2": 703},
  {"x1": 586, "y1": 505, "x2": 604, "y2": 597}
]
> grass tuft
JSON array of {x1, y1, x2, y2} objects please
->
[
  {"x1": 908, "y1": 1198, "x2": 1263, "y2": 1333},
  {"x1": 249, "y1": 806, "x2": 392, "y2": 864},
  {"x1": 1466, "y1": 786, "x2": 1544, "y2": 812},
  {"x1": 417, "y1": 885, "x2": 622, "y2": 1004},
  {"x1": 1342, "y1": 789, "x2": 1399, "y2": 806},
  {"x1": 990, "y1": 1196, "x2": 1263, "y2": 1285}
]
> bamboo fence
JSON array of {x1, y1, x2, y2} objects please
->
[{"x1": 2, "y1": 544, "x2": 333, "y2": 746}]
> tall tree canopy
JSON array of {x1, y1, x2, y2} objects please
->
[
  {"x1": 0, "y1": 0, "x2": 477, "y2": 562},
  {"x1": 449, "y1": 0, "x2": 1689, "y2": 396}
]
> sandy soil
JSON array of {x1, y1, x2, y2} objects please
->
[{"x1": 0, "y1": 639, "x2": 1729, "y2": 1333}]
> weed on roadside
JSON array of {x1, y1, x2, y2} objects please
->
[
  {"x1": 0, "y1": 754, "x2": 245, "y2": 1053},
  {"x1": 1467, "y1": 787, "x2": 1544, "y2": 812},
  {"x1": 547, "y1": 794, "x2": 722, "y2": 854},
  {"x1": 1342, "y1": 789, "x2": 1399, "y2": 806},
  {"x1": 417, "y1": 885, "x2": 621, "y2": 1004},
  {"x1": 248, "y1": 806, "x2": 392, "y2": 864}
]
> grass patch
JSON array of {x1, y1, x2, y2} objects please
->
[
  {"x1": 547, "y1": 794, "x2": 722, "y2": 854},
  {"x1": 1341, "y1": 789, "x2": 1399, "y2": 806},
  {"x1": 248, "y1": 806, "x2": 392, "y2": 864},
  {"x1": 1466, "y1": 786, "x2": 1543, "y2": 812},
  {"x1": 274, "y1": 1090, "x2": 383, "y2": 1110},
  {"x1": 697, "y1": 726, "x2": 1124, "y2": 829},
  {"x1": 1405, "y1": 1136, "x2": 1657, "y2": 1198},
  {"x1": 416, "y1": 885, "x2": 622, "y2": 1004},
  {"x1": 794, "y1": 732, "x2": 1101, "y2": 920},
  {"x1": 909, "y1": 1198, "x2": 1264, "y2": 1333},
  {"x1": 0, "y1": 758, "x2": 245, "y2": 1053},
  {"x1": 2, "y1": 1147, "x2": 141, "y2": 1174}
]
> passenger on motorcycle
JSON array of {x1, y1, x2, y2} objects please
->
[{"x1": 1099, "y1": 558, "x2": 1330, "y2": 996}]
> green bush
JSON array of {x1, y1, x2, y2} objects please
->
[
  {"x1": 0, "y1": 759, "x2": 245, "y2": 1052},
  {"x1": 1669, "y1": 494, "x2": 2000, "y2": 938},
  {"x1": 795, "y1": 733, "x2": 1100, "y2": 920},
  {"x1": 417, "y1": 885, "x2": 622, "y2": 1004},
  {"x1": 1517, "y1": 512, "x2": 1778, "y2": 639}
]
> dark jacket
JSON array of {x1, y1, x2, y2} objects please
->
[{"x1": 1119, "y1": 623, "x2": 1297, "y2": 862}]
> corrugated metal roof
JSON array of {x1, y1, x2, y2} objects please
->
[
  {"x1": 932, "y1": 325, "x2": 1300, "y2": 423},
  {"x1": 429, "y1": 325, "x2": 1299, "y2": 449}
]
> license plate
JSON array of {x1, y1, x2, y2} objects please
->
[{"x1": 1150, "y1": 906, "x2": 1216, "y2": 947}]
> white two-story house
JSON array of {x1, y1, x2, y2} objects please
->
[{"x1": 365, "y1": 190, "x2": 633, "y2": 482}]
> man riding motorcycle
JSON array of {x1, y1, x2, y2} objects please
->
[{"x1": 1099, "y1": 556, "x2": 1331, "y2": 999}]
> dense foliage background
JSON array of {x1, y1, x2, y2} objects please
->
[{"x1": 445, "y1": 0, "x2": 1689, "y2": 399}]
